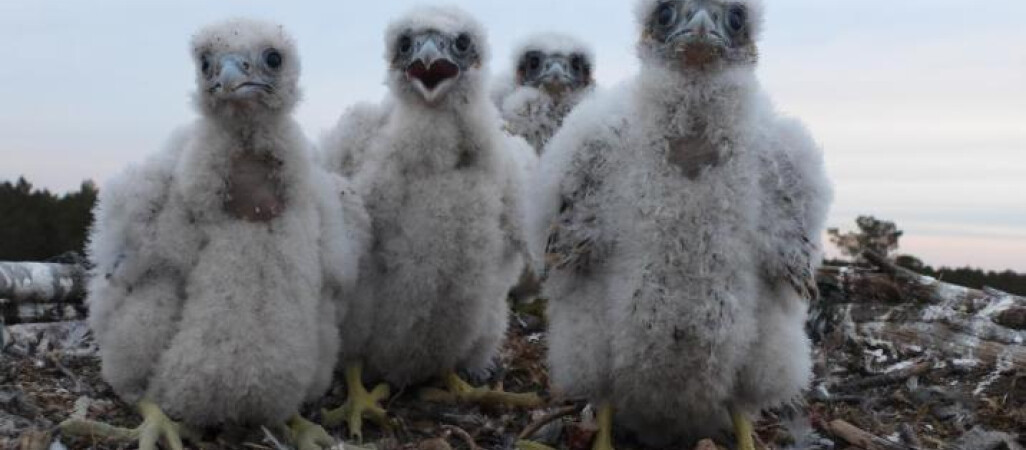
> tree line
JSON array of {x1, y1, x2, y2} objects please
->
[
  {"x1": 0, "y1": 177, "x2": 96, "y2": 262},
  {"x1": 0, "y1": 178, "x2": 1023, "y2": 295},
  {"x1": 829, "y1": 216, "x2": 1026, "y2": 296}
]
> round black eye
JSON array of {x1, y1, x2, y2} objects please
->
[
  {"x1": 528, "y1": 55, "x2": 542, "y2": 71},
  {"x1": 727, "y1": 5, "x2": 747, "y2": 33},
  {"x1": 570, "y1": 55, "x2": 584, "y2": 73},
  {"x1": 200, "y1": 54, "x2": 211, "y2": 74},
  {"x1": 264, "y1": 49, "x2": 282, "y2": 69},
  {"x1": 455, "y1": 33, "x2": 472, "y2": 54},
  {"x1": 655, "y1": 3, "x2": 677, "y2": 28},
  {"x1": 398, "y1": 36, "x2": 413, "y2": 55}
]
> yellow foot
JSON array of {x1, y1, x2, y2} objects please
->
[
  {"x1": 591, "y1": 402, "x2": 615, "y2": 450},
  {"x1": 731, "y1": 408, "x2": 755, "y2": 450},
  {"x1": 419, "y1": 370, "x2": 543, "y2": 409},
  {"x1": 287, "y1": 415, "x2": 335, "y2": 450},
  {"x1": 321, "y1": 361, "x2": 391, "y2": 441},
  {"x1": 60, "y1": 399, "x2": 196, "y2": 450},
  {"x1": 515, "y1": 440, "x2": 557, "y2": 450}
]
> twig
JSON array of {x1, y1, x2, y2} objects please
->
[
  {"x1": 898, "y1": 423, "x2": 922, "y2": 449},
  {"x1": 48, "y1": 353, "x2": 86, "y2": 395},
  {"x1": 441, "y1": 425, "x2": 481, "y2": 450},
  {"x1": 517, "y1": 405, "x2": 580, "y2": 440},
  {"x1": 837, "y1": 360, "x2": 933, "y2": 392},
  {"x1": 827, "y1": 419, "x2": 914, "y2": 450}
]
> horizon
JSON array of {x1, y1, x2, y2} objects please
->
[{"x1": 2, "y1": 0, "x2": 1024, "y2": 271}]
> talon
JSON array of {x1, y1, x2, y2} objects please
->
[
  {"x1": 421, "y1": 370, "x2": 543, "y2": 409},
  {"x1": 60, "y1": 399, "x2": 193, "y2": 450},
  {"x1": 322, "y1": 361, "x2": 391, "y2": 440}
]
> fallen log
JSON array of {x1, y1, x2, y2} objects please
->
[
  {"x1": 0, "y1": 262, "x2": 85, "y2": 304},
  {"x1": 0, "y1": 262, "x2": 86, "y2": 325},
  {"x1": 813, "y1": 252, "x2": 1025, "y2": 373}
]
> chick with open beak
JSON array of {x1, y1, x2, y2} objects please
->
[{"x1": 392, "y1": 27, "x2": 482, "y2": 105}]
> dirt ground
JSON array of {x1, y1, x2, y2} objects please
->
[{"x1": 2, "y1": 303, "x2": 1023, "y2": 450}]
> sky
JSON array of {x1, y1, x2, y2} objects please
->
[{"x1": 1, "y1": 0, "x2": 1024, "y2": 271}]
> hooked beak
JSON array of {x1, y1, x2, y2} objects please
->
[
  {"x1": 537, "y1": 60, "x2": 574, "y2": 94},
  {"x1": 666, "y1": 8, "x2": 727, "y2": 66},
  {"x1": 406, "y1": 37, "x2": 461, "y2": 103},
  {"x1": 668, "y1": 8, "x2": 726, "y2": 48},
  {"x1": 211, "y1": 55, "x2": 271, "y2": 98}
]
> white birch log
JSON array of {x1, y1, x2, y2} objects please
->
[{"x1": 0, "y1": 262, "x2": 85, "y2": 304}]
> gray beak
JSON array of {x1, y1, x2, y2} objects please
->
[
  {"x1": 211, "y1": 54, "x2": 270, "y2": 96},
  {"x1": 669, "y1": 7, "x2": 724, "y2": 44},
  {"x1": 540, "y1": 60, "x2": 572, "y2": 84},
  {"x1": 412, "y1": 36, "x2": 446, "y2": 67}
]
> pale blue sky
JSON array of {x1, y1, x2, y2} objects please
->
[{"x1": 1, "y1": 0, "x2": 1024, "y2": 270}]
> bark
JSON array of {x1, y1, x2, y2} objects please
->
[
  {"x1": 815, "y1": 253, "x2": 1026, "y2": 371},
  {"x1": 1, "y1": 262, "x2": 86, "y2": 324},
  {"x1": 0, "y1": 262, "x2": 86, "y2": 304},
  {"x1": 826, "y1": 419, "x2": 914, "y2": 450}
]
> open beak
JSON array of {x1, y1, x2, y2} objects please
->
[
  {"x1": 212, "y1": 55, "x2": 271, "y2": 98},
  {"x1": 406, "y1": 36, "x2": 461, "y2": 103}
]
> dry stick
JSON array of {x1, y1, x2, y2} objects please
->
[
  {"x1": 897, "y1": 423, "x2": 923, "y2": 449},
  {"x1": 827, "y1": 419, "x2": 914, "y2": 450},
  {"x1": 838, "y1": 360, "x2": 933, "y2": 392},
  {"x1": 517, "y1": 405, "x2": 581, "y2": 440},
  {"x1": 441, "y1": 425, "x2": 481, "y2": 450}
]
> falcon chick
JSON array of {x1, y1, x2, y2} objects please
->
[
  {"x1": 492, "y1": 33, "x2": 596, "y2": 153},
  {"x1": 60, "y1": 19, "x2": 367, "y2": 450},
  {"x1": 528, "y1": 1, "x2": 832, "y2": 448},
  {"x1": 319, "y1": 6, "x2": 540, "y2": 440},
  {"x1": 491, "y1": 33, "x2": 596, "y2": 304}
]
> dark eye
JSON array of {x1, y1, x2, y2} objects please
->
[
  {"x1": 570, "y1": 55, "x2": 584, "y2": 73},
  {"x1": 727, "y1": 5, "x2": 747, "y2": 33},
  {"x1": 528, "y1": 55, "x2": 542, "y2": 71},
  {"x1": 200, "y1": 54, "x2": 212, "y2": 75},
  {"x1": 655, "y1": 3, "x2": 677, "y2": 28},
  {"x1": 398, "y1": 35, "x2": 413, "y2": 55},
  {"x1": 264, "y1": 49, "x2": 282, "y2": 69},
  {"x1": 454, "y1": 33, "x2": 472, "y2": 54}
]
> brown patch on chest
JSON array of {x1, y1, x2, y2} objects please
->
[
  {"x1": 667, "y1": 136, "x2": 722, "y2": 180},
  {"x1": 224, "y1": 152, "x2": 286, "y2": 222}
]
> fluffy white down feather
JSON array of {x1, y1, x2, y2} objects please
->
[
  {"x1": 320, "y1": 6, "x2": 526, "y2": 387},
  {"x1": 87, "y1": 19, "x2": 369, "y2": 428},
  {"x1": 529, "y1": 0, "x2": 832, "y2": 444}
]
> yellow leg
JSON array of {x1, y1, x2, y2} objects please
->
[
  {"x1": 321, "y1": 361, "x2": 391, "y2": 441},
  {"x1": 419, "y1": 369, "x2": 543, "y2": 408},
  {"x1": 60, "y1": 399, "x2": 196, "y2": 450},
  {"x1": 287, "y1": 415, "x2": 335, "y2": 450},
  {"x1": 515, "y1": 440, "x2": 558, "y2": 450},
  {"x1": 731, "y1": 409, "x2": 755, "y2": 450},
  {"x1": 592, "y1": 402, "x2": 615, "y2": 450}
]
